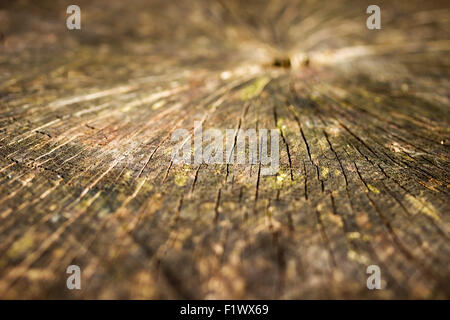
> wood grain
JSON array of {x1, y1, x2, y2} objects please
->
[{"x1": 0, "y1": 0, "x2": 449, "y2": 299}]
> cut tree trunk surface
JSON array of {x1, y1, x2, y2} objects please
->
[{"x1": 0, "y1": 0, "x2": 449, "y2": 299}]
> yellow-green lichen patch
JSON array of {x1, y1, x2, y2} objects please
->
[
  {"x1": 405, "y1": 194, "x2": 440, "y2": 221},
  {"x1": 347, "y1": 249, "x2": 369, "y2": 264},
  {"x1": 321, "y1": 167, "x2": 329, "y2": 180},
  {"x1": 174, "y1": 172, "x2": 188, "y2": 187},
  {"x1": 265, "y1": 170, "x2": 295, "y2": 190},
  {"x1": 240, "y1": 77, "x2": 270, "y2": 101},
  {"x1": 174, "y1": 166, "x2": 192, "y2": 187},
  {"x1": 276, "y1": 118, "x2": 286, "y2": 131},
  {"x1": 346, "y1": 232, "x2": 361, "y2": 240},
  {"x1": 7, "y1": 233, "x2": 35, "y2": 259},
  {"x1": 367, "y1": 184, "x2": 380, "y2": 194}
]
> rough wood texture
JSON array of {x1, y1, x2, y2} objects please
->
[{"x1": 0, "y1": 0, "x2": 449, "y2": 299}]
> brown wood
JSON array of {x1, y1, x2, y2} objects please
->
[{"x1": 0, "y1": 0, "x2": 449, "y2": 299}]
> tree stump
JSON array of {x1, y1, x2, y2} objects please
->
[{"x1": 0, "y1": 0, "x2": 449, "y2": 299}]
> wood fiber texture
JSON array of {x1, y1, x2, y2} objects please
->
[{"x1": 0, "y1": 0, "x2": 449, "y2": 298}]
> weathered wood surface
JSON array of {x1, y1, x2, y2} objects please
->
[{"x1": 0, "y1": 0, "x2": 449, "y2": 299}]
